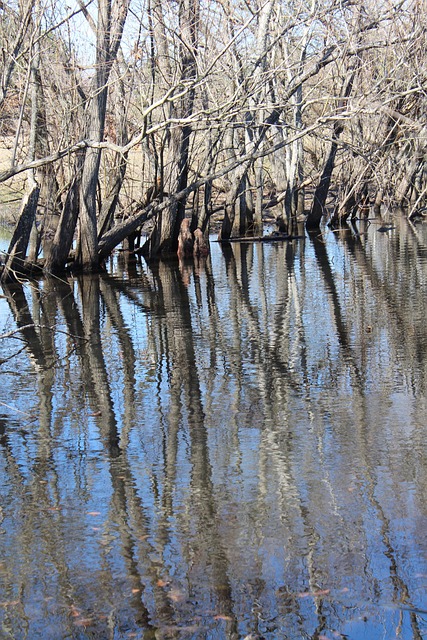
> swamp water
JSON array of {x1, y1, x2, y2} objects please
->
[{"x1": 0, "y1": 217, "x2": 427, "y2": 639}]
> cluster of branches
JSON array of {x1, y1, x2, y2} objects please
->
[{"x1": 0, "y1": 0, "x2": 426, "y2": 279}]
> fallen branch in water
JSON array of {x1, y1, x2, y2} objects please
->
[
  {"x1": 0, "y1": 400, "x2": 37, "y2": 420},
  {"x1": 217, "y1": 233, "x2": 305, "y2": 243}
]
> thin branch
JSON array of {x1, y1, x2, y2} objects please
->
[{"x1": 0, "y1": 324, "x2": 35, "y2": 340}]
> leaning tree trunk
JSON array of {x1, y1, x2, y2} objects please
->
[
  {"x1": 43, "y1": 153, "x2": 84, "y2": 274},
  {"x1": 305, "y1": 122, "x2": 343, "y2": 231},
  {"x1": 306, "y1": 63, "x2": 358, "y2": 231},
  {"x1": 1, "y1": 185, "x2": 40, "y2": 282}
]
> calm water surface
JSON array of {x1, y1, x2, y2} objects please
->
[{"x1": 0, "y1": 217, "x2": 427, "y2": 639}]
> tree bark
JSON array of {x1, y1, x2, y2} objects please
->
[
  {"x1": 142, "y1": 0, "x2": 199, "y2": 259},
  {"x1": 306, "y1": 63, "x2": 357, "y2": 230},
  {"x1": 43, "y1": 154, "x2": 84, "y2": 273},
  {"x1": 75, "y1": 0, "x2": 129, "y2": 271},
  {"x1": 1, "y1": 185, "x2": 40, "y2": 282}
]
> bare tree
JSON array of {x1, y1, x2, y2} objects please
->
[
  {"x1": 1, "y1": 0, "x2": 426, "y2": 277},
  {"x1": 142, "y1": 0, "x2": 200, "y2": 259},
  {"x1": 75, "y1": 0, "x2": 130, "y2": 271},
  {"x1": 1, "y1": 0, "x2": 41, "y2": 282}
]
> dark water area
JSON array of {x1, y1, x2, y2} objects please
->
[{"x1": 0, "y1": 217, "x2": 427, "y2": 639}]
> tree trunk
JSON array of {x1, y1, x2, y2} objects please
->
[
  {"x1": 1, "y1": 184, "x2": 40, "y2": 282},
  {"x1": 306, "y1": 64, "x2": 357, "y2": 230},
  {"x1": 306, "y1": 127, "x2": 341, "y2": 230},
  {"x1": 395, "y1": 150, "x2": 425, "y2": 206},
  {"x1": 43, "y1": 154, "x2": 84, "y2": 273},
  {"x1": 254, "y1": 157, "x2": 263, "y2": 233},
  {"x1": 75, "y1": 0, "x2": 129, "y2": 271},
  {"x1": 231, "y1": 174, "x2": 253, "y2": 237},
  {"x1": 143, "y1": 0, "x2": 199, "y2": 259},
  {"x1": 219, "y1": 126, "x2": 256, "y2": 240}
]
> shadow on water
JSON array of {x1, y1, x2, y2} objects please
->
[{"x1": 0, "y1": 219, "x2": 427, "y2": 638}]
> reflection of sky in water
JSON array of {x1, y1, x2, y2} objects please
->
[{"x1": 0, "y1": 220, "x2": 427, "y2": 638}]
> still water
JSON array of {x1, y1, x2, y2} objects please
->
[{"x1": 0, "y1": 217, "x2": 427, "y2": 639}]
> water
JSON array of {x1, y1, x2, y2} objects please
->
[{"x1": 0, "y1": 217, "x2": 427, "y2": 639}]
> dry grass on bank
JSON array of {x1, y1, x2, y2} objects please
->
[{"x1": 0, "y1": 144, "x2": 24, "y2": 225}]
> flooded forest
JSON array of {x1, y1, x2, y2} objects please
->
[{"x1": 1, "y1": 0, "x2": 427, "y2": 638}]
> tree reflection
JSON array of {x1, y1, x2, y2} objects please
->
[
  {"x1": 149, "y1": 260, "x2": 238, "y2": 632},
  {"x1": 0, "y1": 220, "x2": 426, "y2": 638}
]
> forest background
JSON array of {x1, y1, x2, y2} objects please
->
[{"x1": 0, "y1": 0, "x2": 426, "y2": 279}]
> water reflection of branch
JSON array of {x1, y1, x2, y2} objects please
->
[
  {"x1": 314, "y1": 226, "x2": 425, "y2": 634},
  {"x1": 51, "y1": 277, "x2": 170, "y2": 630},
  {"x1": 1, "y1": 283, "x2": 47, "y2": 369},
  {"x1": 221, "y1": 242, "x2": 301, "y2": 398},
  {"x1": 106, "y1": 457, "x2": 170, "y2": 629},
  {"x1": 77, "y1": 275, "x2": 121, "y2": 457},
  {"x1": 150, "y1": 260, "x2": 239, "y2": 630},
  {"x1": 338, "y1": 222, "x2": 427, "y2": 386},
  {"x1": 0, "y1": 344, "x2": 27, "y2": 364},
  {"x1": 209, "y1": 244, "x2": 331, "y2": 631},
  {"x1": 1, "y1": 281, "x2": 58, "y2": 472},
  {"x1": 309, "y1": 233, "x2": 353, "y2": 353},
  {"x1": 0, "y1": 320, "x2": 88, "y2": 366},
  {"x1": 356, "y1": 403, "x2": 425, "y2": 637},
  {"x1": 98, "y1": 276, "x2": 137, "y2": 447},
  {"x1": 0, "y1": 323, "x2": 35, "y2": 339},
  {"x1": 0, "y1": 400, "x2": 37, "y2": 418},
  {"x1": 0, "y1": 315, "x2": 91, "y2": 638},
  {"x1": 53, "y1": 277, "x2": 171, "y2": 632},
  {"x1": 220, "y1": 240, "x2": 359, "y2": 632}
]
